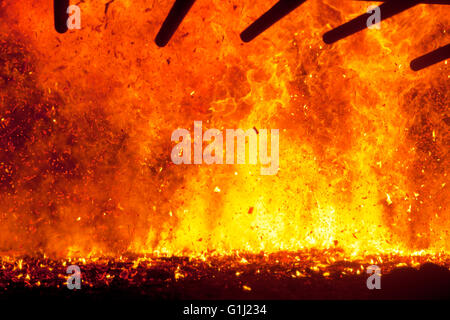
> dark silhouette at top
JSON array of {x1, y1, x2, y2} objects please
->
[
  {"x1": 410, "y1": 44, "x2": 450, "y2": 70},
  {"x1": 323, "y1": 0, "x2": 420, "y2": 44},
  {"x1": 240, "y1": 0, "x2": 306, "y2": 42},
  {"x1": 155, "y1": 0, "x2": 196, "y2": 47},
  {"x1": 52, "y1": 0, "x2": 448, "y2": 70},
  {"x1": 323, "y1": 0, "x2": 449, "y2": 70},
  {"x1": 54, "y1": 0, "x2": 69, "y2": 33}
]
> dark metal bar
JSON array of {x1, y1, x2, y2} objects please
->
[
  {"x1": 155, "y1": 0, "x2": 196, "y2": 47},
  {"x1": 410, "y1": 44, "x2": 450, "y2": 70},
  {"x1": 323, "y1": 0, "x2": 420, "y2": 44},
  {"x1": 240, "y1": 0, "x2": 306, "y2": 42},
  {"x1": 54, "y1": 0, "x2": 70, "y2": 33}
]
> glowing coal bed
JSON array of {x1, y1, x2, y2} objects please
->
[{"x1": 1, "y1": 252, "x2": 449, "y2": 299}]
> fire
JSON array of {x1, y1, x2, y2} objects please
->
[{"x1": 0, "y1": 0, "x2": 448, "y2": 265}]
